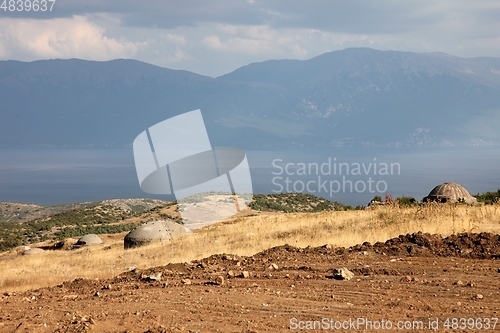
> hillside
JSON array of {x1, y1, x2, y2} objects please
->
[
  {"x1": 0, "y1": 194, "x2": 352, "y2": 252},
  {"x1": 0, "y1": 198, "x2": 170, "y2": 223},
  {"x1": 1, "y1": 48, "x2": 500, "y2": 148},
  {"x1": 0, "y1": 198, "x2": 173, "y2": 252},
  {"x1": 0, "y1": 195, "x2": 499, "y2": 331}
]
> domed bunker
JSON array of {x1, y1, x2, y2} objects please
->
[
  {"x1": 423, "y1": 182, "x2": 477, "y2": 204},
  {"x1": 124, "y1": 220, "x2": 190, "y2": 249},
  {"x1": 76, "y1": 234, "x2": 103, "y2": 246}
]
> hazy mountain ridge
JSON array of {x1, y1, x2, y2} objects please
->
[{"x1": 1, "y1": 48, "x2": 500, "y2": 148}]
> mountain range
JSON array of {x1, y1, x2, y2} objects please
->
[{"x1": 1, "y1": 47, "x2": 500, "y2": 149}]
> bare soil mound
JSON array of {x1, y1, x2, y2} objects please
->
[{"x1": 357, "y1": 232, "x2": 500, "y2": 259}]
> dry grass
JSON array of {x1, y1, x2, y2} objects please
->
[{"x1": 1, "y1": 203, "x2": 500, "y2": 293}]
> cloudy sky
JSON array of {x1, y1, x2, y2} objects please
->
[{"x1": 1, "y1": 0, "x2": 499, "y2": 77}]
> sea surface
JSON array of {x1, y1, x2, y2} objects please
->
[{"x1": 0, "y1": 146, "x2": 499, "y2": 206}]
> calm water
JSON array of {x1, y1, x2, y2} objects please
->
[{"x1": 0, "y1": 147, "x2": 499, "y2": 206}]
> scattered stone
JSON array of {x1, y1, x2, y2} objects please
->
[
  {"x1": 162, "y1": 282, "x2": 169, "y2": 288},
  {"x1": 22, "y1": 248, "x2": 45, "y2": 255},
  {"x1": 453, "y1": 280, "x2": 464, "y2": 286},
  {"x1": 62, "y1": 294, "x2": 78, "y2": 300},
  {"x1": 145, "y1": 273, "x2": 162, "y2": 281},
  {"x1": 239, "y1": 271, "x2": 250, "y2": 278},
  {"x1": 181, "y1": 278, "x2": 192, "y2": 285},
  {"x1": 402, "y1": 276, "x2": 412, "y2": 282},
  {"x1": 215, "y1": 276, "x2": 225, "y2": 286},
  {"x1": 227, "y1": 270, "x2": 235, "y2": 278},
  {"x1": 332, "y1": 268, "x2": 354, "y2": 281},
  {"x1": 126, "y1": 266, "x2": 137, "y2": 272},
  {"x1": 93, "y1": 291, "x2": 101, "y2": 297},
  {"x1": 467, "y1": 282, "x2": 474, "y2": 287},
  {"x1": 475, "y1": 294, "x2": 484, "y2": 300},
  {"x1": 268, "y1": 263, "x2": 279, "y2": 270},
  {"x1": 102, "y1": 284, "x2": 112, "y2": 290}
]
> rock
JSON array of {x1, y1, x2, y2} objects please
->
[
  {"x1": 227, "y1": 270, "x2": 235, "y2": 278},
  {"x1": 268, "y1": 263, "x2": 279, "y2": 270},
  {"x1": 22, "y1": 248, "x2": 45, "y2": 255},
  {"x1": 181, "y1": 278, "x2": 192, "y2": 285},
  {"x1": 144, "y1": 273, "x2": 162, "y2": 281},
  {"x1": 14, "y1": 245, "x2": 31, "y2": 253},
  {"x1": 239, "y1": 271, "x2": 250, "y2": 278},
  {"x1": 102, "y1": 284, "x2": 112, "y2": 290},
  {"x1": 332, "y1": 268, "x2": 354, "y2": 281},
  {"x1": 453, "y1": 280, "x2": 464, "y2": 285},
  {"x1": 402, "y1": 276, "x2": 412, "y2": 282},
  {"x1": 215, "y1": 276, "x2": 224, "y2": 286},
  {"x1": 94, "y1": 291, "x2": 101, "y2": 297},
  {"x1": 475, "y1": 294, "x2": 484, "y2": 299}
]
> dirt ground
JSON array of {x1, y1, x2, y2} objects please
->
[{"x1": 1, "y1": 232, "x2": 500, "y2": 333}]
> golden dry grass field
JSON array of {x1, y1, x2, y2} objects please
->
[{"x1": 1, "y1": 203, "x2": 499, "y2": 294}]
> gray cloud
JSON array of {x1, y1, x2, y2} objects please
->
[
  {"x1": 5, "y1": 0, "x2": 494, "y2": 35},
  {"x1": 1, "y1": 0, "x2": 499, "y2": 76}
]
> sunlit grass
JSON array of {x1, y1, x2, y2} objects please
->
[{"x1": 1, "y1": 203, "x2": 499, "y2": 293}]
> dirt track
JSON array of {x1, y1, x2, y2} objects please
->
[{"x1": 1, "y1": 232, "x2": 500, "y2": 332}]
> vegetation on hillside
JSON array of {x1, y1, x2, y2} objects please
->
[
  {"x1": 0, "y1": 202, "x2": 175, "y2": 252},
  {"x1": 249, "y1": 193, "x2": 356, "y2": 212},
  {"x1": 369, "y1": 194, "x2": 418, "y2": 207},
  {"x1": 0, "y1": 198, "x2": 169, "y2": 223},
  {"x1": 474, "y1": 190, "x2": 500, "y2": 204}
]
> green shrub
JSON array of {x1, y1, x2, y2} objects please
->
[
  {"x1": 474, "y1": 190, "x2": 500, "y2": 204},
  {"x1": 249, "y1": 193, "x2": 352, "y2": 213},
  {"x1": 396, "y1": 196, "x2": 418, "y2": 207}
]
